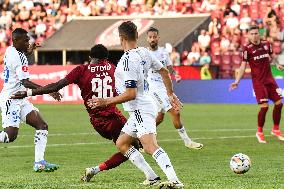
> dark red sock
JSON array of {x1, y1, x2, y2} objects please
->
[
  {"x1": 273, "y1": 103, "x2": 282, "y2": 130},
  {"x1": 258, "y1": 107, "x2": 268, "y2": 132},
  {"x1": 100, "y1": 152, "x2": 127, "y2": 171}
]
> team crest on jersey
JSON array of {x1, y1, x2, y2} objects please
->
[
  {"x1": 22, "y1": 66, "x2": 28, "y2": 72},
  {"x1": 263, "y1": 45, "x2": 268, "y2": 50}
]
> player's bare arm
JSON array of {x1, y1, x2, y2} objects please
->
[
  {"x1": 167, "y1": 65, "x2": 181, "y2": 83},
  {"x1": 12, "y1": 79, "x2": 67, "y2": 100},
  {"x1": 87, "y1": 88, "x2": 137, "y2": 109},
  {"x1": 20, "y1": 79, "x2": 62, "y2": 101},
  {"x1": 230, "y1": 61, "x2": 247, "y2": 91},
  {"x1": 271, "y1": 54, "x2": 284, "y2": 71},
  {"x1": 158, "y1": 67, "x2": 182, "y2": 110}
]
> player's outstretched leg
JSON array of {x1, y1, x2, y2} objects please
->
[
  {"x1": 168, "y1": 109, "x2": 203, "y2": 150},
  {"x1": 256, "y1": 105, "x2": 269, "y2": 143},
  {"x1": 26, "y1": 110, "x2": 59, "y2": 172},
  {"x1": 271, "y1": 101, "x2": 284, "y2": 141},
  {"x1": 81, "y1": 152, "x2": 128, "y2": 182}
]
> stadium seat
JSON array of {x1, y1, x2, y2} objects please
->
[
  {"x1": 248, "y1": 2, "x2": 258, "y2": 19},
  {"x1": 192, "y1": 2, "x2": 201, "y2": 12},
  {"x1": 259, "y1": 1, "x2": 268, "y2": 17},
  {"x1": 211, "y1": 9, "x2": 222, "y2": 19},
  {"x1": 220, "y1": 52, "x2": 232, "y2": 78},
  {"x1": 220, "y1": 70, "x2": 232, "y2": 79},
  {"x1": 211, "y1": 52, "x2": 222, "y2": 66},
  {"x1": 221, "y1": 52, "x2": 232, "y2": 65},
  {"x1": 232, "y1": 51, "x2": 242, "y2": 65}
]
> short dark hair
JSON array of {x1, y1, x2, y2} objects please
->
[
  {"x1": 147, "y1": 27, "x2": 159, "y2": 34},
  {"x1": 12, "y1": 28, "x2": 28, "y2": 39},
  {"x1": 90, "y1": 44, "x2": 109, "y2": 60},
  {"x1": 249, "y1": 25, "x2": 259, "y2": 31},
  {"x1": 118, "y1": 21, "x2": 138, "y2": 41}
]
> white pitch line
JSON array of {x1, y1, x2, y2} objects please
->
[
  {"x1": 18, "y1": 128, "x2": 262, "y2": 137},
  {"x1": 0, "y1": 135, "x2": 256, "y2": 149}
]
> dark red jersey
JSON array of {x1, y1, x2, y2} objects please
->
[
  {"x1": 65, "y1": 60, "x2": 120, "y2": 117},
  {"x1": 242, "y1": 40, "x2": 275, "y2": 86}
]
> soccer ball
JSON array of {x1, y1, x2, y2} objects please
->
[{"x1": 229, "y1": 153, "x2": 251, "y2": 174}]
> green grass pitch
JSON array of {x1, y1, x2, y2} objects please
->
[{"x1": 0, "y1": 104, "x2": 283, "y2": 189}]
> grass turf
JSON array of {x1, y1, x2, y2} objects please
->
[{"x1": 0, "y1": 104, "x2": 283, "y2": 189}]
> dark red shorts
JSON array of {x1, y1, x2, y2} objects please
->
[
  {"x1": 90, "y1": 113, "x2": 127, "y2": 143},
  {"x1": 254, "y1": 82, "x2": 282, "y2": 104}
]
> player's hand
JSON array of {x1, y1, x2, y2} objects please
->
[
  {"x1": 49, "y1": 92, "x2": 62, "y2": 101},
  {"x1": 276, "y1": 64, "x2": 284, "y2": 71},
  {"x1": 26, "y1": 43, "x2": 40, "y2": 55},
  {"x1": 87, "y1": 98, "x2": 107, "y2": 109},
  {"x1": 168, "y1": 93, "x2": 183, "y2": 111},
  {"x1": 175, "y1": 74, "x2": 182, "y2": 83},
  {"x1": 229, "y1": 82, "x2": 239, "y2": 91},
  {"x1": 10, "y1": 91, "x2": 27, "y2": 99}
]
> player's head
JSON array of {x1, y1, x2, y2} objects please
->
[
  {"x1": 89, "y1": 44, "x2": 109, "y2": 63},
  {"x1": 118, "y1": 21, "x2": 138, "y2": 47},
  {"x1": 12, "y1": 28, "x2": 30, "y2": 53},
  {"x1": 147, "y1": 27, "x2": 159, "y2": 50},
  {"x1": 248, "y1": 25, "x2": 260, "y2": 44}
]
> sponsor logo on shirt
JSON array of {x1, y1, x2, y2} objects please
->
[
  {"x1": 253, "y1": 54, "x2": 269, "y2": 60},
  {"x1": 22, "y1": 66, "x2": 28, "y2": 72}
]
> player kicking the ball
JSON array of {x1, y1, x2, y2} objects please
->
[
  {"x1": 230, "y1": 25, "x2": 284, "y2": 143},
  {"x1": 11, "y1": 44, "x2": 140, "y2": 182},
  {"x1": 0, "y1": 28, "x2": 61, "y2": 172},
  {"x1": 147, "y1": 27, "x2": 203, "y2": 150},
  {"x1": 88, "y1": 21, "x2": 184, "y2": 188}
]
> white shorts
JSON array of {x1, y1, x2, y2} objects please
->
[
  {"x1": 1, "y1": 99, "x2": 39, "y2": 128},
  {"x1": 122, "y1": 110, "x2": 157, "y2": 138},
  {"x1": 150, "y1": 90, "x2": 172, "y2": 113}
]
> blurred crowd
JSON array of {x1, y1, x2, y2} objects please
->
[
  {"x1": 1, "y1": 0, "x2": 284, "y2": 78},
  {"x1": 169, "y1": 0, "x2": 284, "y2": 78}
]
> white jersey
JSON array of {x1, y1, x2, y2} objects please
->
[
  {"x1": 148, "y1": 47, "x2": 172, "y2": 91},
  {"x1": 115, "y1": 47, "x2": 163, "y2": 114},
  {"x1": 0, "y1": 46, "x2": 29, "y2": 101}
]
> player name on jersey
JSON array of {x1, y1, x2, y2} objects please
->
[{"x1": 88, "y1": 64, "x2": 112, "y2": 72}]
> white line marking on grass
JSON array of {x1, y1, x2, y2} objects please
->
[
  {"x1": 18, "y1": 128, "x2": 261, "y2": 137},
  {"x1": 0, "y1": 135, "x2": 256, "y2": 149}
]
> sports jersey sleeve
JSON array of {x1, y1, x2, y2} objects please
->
[
  {"x1": 123, "y1": 57, "x2": 139, "y2": 88},
  {"x1": 242, "y1": 46, "x2": 249, "y2": 62},
  {"x1": 15, "y1": 53, "x2": 29, "y2": 80},
  {"x1": 65, "y1": 65, "x2": 82, "y2": 84},
  {"x1": 150, "y1": 52, "x2": 164, "y2": 71}
]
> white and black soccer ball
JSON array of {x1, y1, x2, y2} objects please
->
[{"x1": 230, "y1": 153, "x2": 251, "y2": 174}]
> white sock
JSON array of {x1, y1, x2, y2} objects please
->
[
  {"x1": 152, "y1": 147, "x2": 180, "y2": 182},
  {"x1": 124, "y1": 146, "x2": 158, "y2": 180},
  {"x1": 177, "y1": 126, "x2": 192, "y2": 145},
  {"x1": 0, "y1": 131, "x2": 9, "y2": 143},
  {"x1": 34, "y1": 130, "x2": 48, "y2": 162},
  {"x1": 90, "y1": 166, "x2": 100, "y2": 174}
]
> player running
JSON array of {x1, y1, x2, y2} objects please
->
[
  {"x1": 88, "y1": 21, "x2": 184, "y2": 188},
  {"x1": 147, "y1": 27, "x2": 203, "y2": 150},
  {"x1": 0, "y1": 28, "x2": 61, "y2": 172},
  {"x1": 11, "y1": 44, "x2": 140, "y2": 182},
  {"x1": 230, "y1": 25, "x2": 284, "y2": 143}
]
